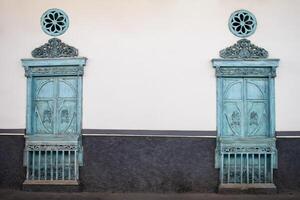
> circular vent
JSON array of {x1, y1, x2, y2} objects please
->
[
  {"x1": 41, "y1": 8, "x2": 69, "y2": 36},
  {"x1": 228, "y1": 10, "x2": 257, "y2": 38}
]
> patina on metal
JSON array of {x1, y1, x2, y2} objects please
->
[
  {"x1": 228, "y1": 10, "x2": 257, "y2": 38},
  {"x1": 31, "y1": 38, "x2": 78, "y2": 58},
  {"x1": 41, "y1": 8, "x2": 69, "y2": 37},
  {"x1": 213, "y1": 10, "x2": 279, "y2": 192},
  {"x1": 220, "y1": 39, "x2": 268, "y2": 59},
  {"x1": 22, "y1": 8, "x2": 86, "y2": 187},
  {"x1": 22, "y1": 55, "x2": 86, "y2": 186}
]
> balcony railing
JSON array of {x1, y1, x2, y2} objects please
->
[
  {"x1": 25, "y1": 145, "x2": 79, "y2": 182},
  {"x1": 220, "y1": 152, "x2": 274, "y2": 184}
]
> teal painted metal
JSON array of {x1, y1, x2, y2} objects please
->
[
  {"x1": 31, "y1": 38, "x2": 78, "y2": 58},
  {"x1": 229, "y1": 10, "x2": 257, "y2": 38},
  {"x1": 41, "y1": 8, "x2": 69, "y2": 37},
  {"x1": 220, "y1": 39, "x2": 268, "y2": 59},
  {"x1": 22, "y1": 39, "x2": 87, "y2": 184},
  {"x1": 212, "y1": 39, "x2": 279, "y2": 186}
]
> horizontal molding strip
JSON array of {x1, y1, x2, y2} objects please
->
[
  {"x1": 82, "y1": 133, "x2": 217, "y2": 138},
  {"x1": 0, "y1": 129, "x2": 300, "y2": 138},
  {"x1": 1, "y1": 134, "x2": 300, "y2": 138},
  {"x1": 276, "y1": 136, "x2": 300, "y2": 138},
  {"x1": 0, "y1": 133, "x2": 24, "y2": 136}
]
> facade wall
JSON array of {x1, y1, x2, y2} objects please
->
[
  {"x1": 0, "y1": 0, "x2": 300, "y2": 131},
  {"x1": 1, "y1": 0, "x2": 300, "y2": 192},
  {"x1": 1, "y1": 133, "x2": 300, "y2": 192}
]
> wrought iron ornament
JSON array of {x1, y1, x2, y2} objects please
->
[
  {"x1": 212, "y1": 8, "x2": 279, "y2": 188},
  {"x1": 229, "y1": 10, "x2": 257, "y2": 38},
  {"x1": 41, "y1": 8, "x2": 69, "y2": 36},
  {"x1": 215, "y1": 67, "x2": 276, "y2": 77},
  {"x1": 220, "y1": 39, "x2": 268, "y2": 59},
  {"x1": 22, "y1": 56, "x2": 86, "y2": 183},
  {"x1": 23, "y1": 8, "x2": 86, "y2": 185},
  {"x1": 26, "y1": 144, "x2": 78, "y2": 151},
  {"x1": 31, "y1": 38, "x2": 78, "y2": 58}
]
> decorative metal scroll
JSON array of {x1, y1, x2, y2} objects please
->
[
  {"x1": 216, "y1": 67, "x2": 276, "y2": 77},
  {"x1": 26, "y1": 144, "x2": 78, "y2": 151},
  {"x1": 219, "y1": 39, "x2": 268, "y2": 59},
  {"x1": 221, "y1": 146, "x2": 276, "y2": 153},
  {"x1": 31, "y1": 38, "x2": 78, "y2": 58}
]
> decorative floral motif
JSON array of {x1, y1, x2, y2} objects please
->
[
  {"x1": 231, "y1": 111, "x2": 240, "y2": 127},
  {"x1": 215, "y1": 67, "x2": 275, "y2": 77},
  {"x1": 229, "y1": 10, "x2": 257, "y2": 38},
  {"x1": 25, "y1": 66, "x2": 84, "y2": 77},
  {"x1": 221, "y1": 146, "x2": 275, "y2": 153},
  {"x1": 226, "y1": 110, "x2": 241, "y2": 136},
  {"x1": 31, "y1": 38, "x2": 78, "y2": 58},
  {"x1": 61, "y1": 109, "x2": 70, "y2": 123},
  {"x1": 26, "y1": 144, "x2": 78, "y2": 151},
  {"x1": 219, "y1": 39, "x2": 268, "y2": 59},
  {"x1": 249, "y1": 111, "x2": 259, "y2": 126},
  {"x1": 41, "y1": 8, "x2": 69, "y2": 36},
  {"x1": 42, "y1": 110, "x2": 52, "y2": 123}
]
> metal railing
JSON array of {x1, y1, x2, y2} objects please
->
[
  {"x1": 26, "y1": 149, "x2": 78, "y2": 181},
  {"x1": 220, "y1": 152, "x2": 274, "y2": 184}
]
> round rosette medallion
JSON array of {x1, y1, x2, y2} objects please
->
[
  {"x1": 229, "y1": 9, "x2": 257, "y2": 38},
  {"x1": 41, "y1": 8, "x2": 69, "y2": 36}
]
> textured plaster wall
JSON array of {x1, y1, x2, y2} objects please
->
[
  {"x1": 0, "y1": 0, "x2": 299, "y2": 130},
  {"x1": 1, "y1": 136, "x2": 300, "y2": 191}
]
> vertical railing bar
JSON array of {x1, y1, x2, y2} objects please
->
[
  {"x1": 51, "y1": 151, "x2": 53, "y2": 180},
  {"x1": 62, "y1": 151, "x2": 65, "y2": 180},
  {"x1": 227, "y1": 154, "x2": 230, "y2": 183},
  {"x1": 38, "y1": 151, "x2": 41, "y2": 180},
  {"x1": 45, "y1": 150, "x2": 47, "y2": 180},
  {"x1": 252, "y1": 154, "x2": 254, "y2": 184},
  {"x1": 68, "y1": 150, "x2": 71, "y2": 180},
  {"x1": 234, "y1": 153, "x2": 237, "y2": 184},
  {"x1": 26, "y1": 150, "x2": 29, "y2": 180},
  {"x1": 264, "y1": 153, "x2": 267, "y2": 183},
  {"x1": 246, "y1": 153, "x2": 249, "y2": 184},
  {"x1": 221, "y1": 153, "x2": 224, "y2": 184},
  {"x1": 56, "y1": 150, "x2": 58, "y2": 180},
  {"x1": 240, "y1": 153, "x2": 243, "y2": 184},
  {"x1": 32, "y1": 151, "x2": 35, "y2": 180},
  {"x1": 74, "y1": 150, "x2": 77, "y2": 180},
  {"x1": 270, "y1": 153, "x2": 273, "y2": 183},
  {"x1": 258, "y1": 154, "x2": 261, "y2": 183}
]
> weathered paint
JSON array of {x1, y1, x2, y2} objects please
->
[
  {"x1": 212, "y1": 40, "x2": 279, "y2": 188},
  {"x1": 22, "y1": 39, "x2": 86, "y2": 184}
]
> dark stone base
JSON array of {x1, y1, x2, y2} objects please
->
[
  {"x1": 22, "y1": 180, "x2": 82, "y2": 192},
  {"x1": 218, "y1": 184, "x2": 277, "y2": 194},
  {"x1": 1, "y1": 130, "x2": 300, "y2": 192},
  {"x1": 80, "y1": 136, "x2": 218, "y2": 192},
  {"x1": 0, "y1": 135, "x2": 25, "y2": 189}
]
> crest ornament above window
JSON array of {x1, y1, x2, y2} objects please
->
[
  {"x1": 41, "y1": 8, "x2": 69, "y2": 36},
  {"x1": 33, "y1": 9, "x2": 78, "y2": 58},
  {"x1": 31, "y1": 38, "x2": 78, "y2": 58},
  {"x1": 220, "y1": 39, "x2": 268, "y2": 59},
  {"x1": 220, "y1": 10, "x2": 269, "y2": 59},
  {"x1": 229, "y1": 10, "x2": 257, "y2": 38}
]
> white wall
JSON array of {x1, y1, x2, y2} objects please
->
[{"x1": 0, "y1": 0, "x2": 299, "y2": 131}]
